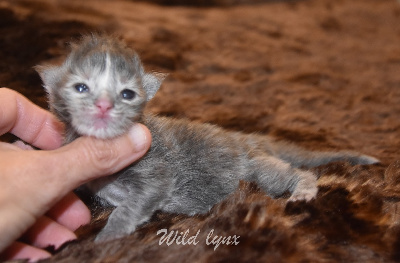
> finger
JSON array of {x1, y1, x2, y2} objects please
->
[
  {"x1": 20, "y1": 216, "x2": 76, "y2": 249},
  {"x1": 48, "y1": 123, "x2": 152, "y2": 190},
  {"x1": 0, "y1": 241, "x2": 51, "y2": 262},
  {"x1": 0, "y1": 88, "x2": 64, "y2": 150},
  {"x1": 12, "y1": 140, "x2": 35, "y2": 150},
  {"x1": 3, "y1": 124, "x2": 151, "y2": 227},
  {"x1": 0, "y1": 124, "x2": 151, "y2": 251},
  {"x1": 46, "y1": 192, "x2": 91, "y2": 231}
]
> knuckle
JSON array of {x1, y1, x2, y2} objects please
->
[{"x1": 81, "y1": 138, "x2": 119, "y2": 172}]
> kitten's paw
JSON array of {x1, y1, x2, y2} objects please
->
[
  {"x1": 95, "y1": 228, "x2": 127, "y2": 243},
  {"x1": 288, "y1": 170, "x2": 318, "y2": 202},
  {"x1": 288, "y1": 190, "x2": 316, "y2": 202},
  {"x1": 95, "y1": 231, "x2": 114, "y2": 243},
  {"x1": 288, "y1": 183, "x2": 318, "y2": 202}
]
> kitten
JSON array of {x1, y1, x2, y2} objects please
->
[{"x1": 36, "y1": 35, "x2": 379, "y2": 242}]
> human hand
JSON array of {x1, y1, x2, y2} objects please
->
[{"x1": 0, "y1": 88, "x2": 151, "y2": 262}]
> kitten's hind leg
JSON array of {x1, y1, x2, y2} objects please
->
[
  {"x1": 246, "y1": 156, "x2": 318, "y2": 202},
  {"x1": 288, "y1": 170, "x2": 318, "y2": 202}
]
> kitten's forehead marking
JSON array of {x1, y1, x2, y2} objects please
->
[{"x1": 97, "y1": 52, "x2": 112, "y2": 91}]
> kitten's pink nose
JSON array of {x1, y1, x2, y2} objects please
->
[{"x1": 95, "y1": 98, "x2": 113, "y2": 114}]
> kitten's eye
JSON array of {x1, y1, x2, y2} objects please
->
[
  {"x1": 120, "y1": 89, "x2": 136, "y2": 100},
  {"x1": 74, "y1": 83, "x2": 90, "y2": 93}
]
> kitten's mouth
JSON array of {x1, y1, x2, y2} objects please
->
[
  {"x1": 92, "y1": 113, "x2": 111, "y2": 129},
  {"x1": 93, "y1": 111, "x2": 112, "y2": 129},
  {"x1": 93, "y1": 118, "x2": 109, "y2": 129}
]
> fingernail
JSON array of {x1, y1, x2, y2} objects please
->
[{"x1": 128, "y1": 124, "x2": 148, "y2": 152}]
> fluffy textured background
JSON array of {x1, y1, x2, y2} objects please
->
[{"x1": 1, "y1": 0, "x2": 400, "y2": 262}]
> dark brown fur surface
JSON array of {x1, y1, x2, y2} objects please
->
[{"x1": 1, "y1": 0, "x2": 400, "y2": 262}]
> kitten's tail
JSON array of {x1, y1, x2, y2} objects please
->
[{"x1": 264, "y1": 139, "x2": 379, "y2": 168}]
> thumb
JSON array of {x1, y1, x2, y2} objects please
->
[
  {"x1": 49, "y1": 123, "x2": 151, "y2": 192},
  {"x1": 0, "y1": 124, "x2": 151, "y2": 251}
]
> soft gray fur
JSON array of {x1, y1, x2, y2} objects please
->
[{"x1": 37, "y1": 35, "x2": 379, "y2": 242}]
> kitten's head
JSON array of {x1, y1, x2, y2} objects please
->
[{"x1": 36, "y1": 34, "x2": 164, "y2": 139}]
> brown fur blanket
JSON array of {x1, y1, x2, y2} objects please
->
[{"x1": 1, "y1": 0, "x2": 400, "y2": 262}]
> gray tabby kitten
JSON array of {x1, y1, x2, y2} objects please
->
[{"x1": 36, "y1": 35, "x2": 378, "y2": 242}]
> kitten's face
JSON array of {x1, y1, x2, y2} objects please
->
[
  {"x1": 58, "y1": 53, "x2": 147, "y2": 139},
  {"x1": 38, "y1": 35, "x2": 163, "y2": 139}
]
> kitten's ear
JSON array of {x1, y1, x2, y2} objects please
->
[
  {"x1": 34, "y1": 65, "x2": 64, "y2": 94},
  {"x1": 142, "y1": 72, "x2": 167, "y2": 101}
]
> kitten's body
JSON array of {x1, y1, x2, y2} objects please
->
[{"x1": 37, "y1": 35, "x2": 378, "y2": 241}]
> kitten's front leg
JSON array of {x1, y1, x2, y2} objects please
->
[{"x1": 95, "y1": 203, "x2": 153, "y2": 242}]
